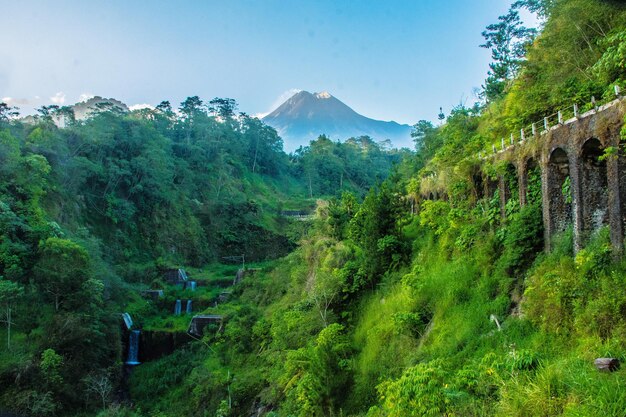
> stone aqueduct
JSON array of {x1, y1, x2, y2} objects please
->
[{"x1": 426, "y1": 96, "x2": 626, "y2": 253}]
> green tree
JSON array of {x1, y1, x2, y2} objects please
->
[
  {"x1": 34, "y1": 238, "x2": 91, "y2": 312},
  {"x1": 480, "y1": 8, "x2": 537, "y2": 101},
  {"x1": 348, "y1": 181, "x2": 408, "y2": 289},
  {"x1": 369, "y1": 360, "x2": 451, "y2": 417},
  {"x1": 40, "y1": 348, "x2": 64, "y2": 387},
  {"x1": 593, "y1": 28, "x2": 626, "y2": 85},
  {"x1": 283, "y1": 324, "x2": 352, "y2": 417},
  {"x1": 0, "y1": 102, "x2": 19, "y2": 125},
  {"x1": 179, "y1": 96, "x2": 204, "y2": 144},
  {"x1": 154, "y1": 100, "x2": 176, "y2": 129},
  {"x1": 179, "y1": 96, "x2": 204, "y2": 120},
  {"x1": 0, "y1": 278, "x2": 23, "y2": 348},
  {"x1": 240, "y1": 114, "x2": 284, "y2": 174},
  {"x1": 36, "y1": 105, "x2": 60, "y2": 124},
  {"x1": 208, "y1": 97, "x2": 238, "y2": 119}
]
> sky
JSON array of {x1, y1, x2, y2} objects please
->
[{"x1": 0, "y1": 0, "x2": 537, "y2": 125}]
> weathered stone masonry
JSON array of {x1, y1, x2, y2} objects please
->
[
  {"x1": 496, "y1": 98, "x2": 626, "y2": 252},
  {"x1": 421, "y1": 96, "x2": 626, "y2": 253}
]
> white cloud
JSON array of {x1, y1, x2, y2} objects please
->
[
  {"x1": 78, "y1": 93, "x2": 94, "y2": 102},
  {"x1": 252, "y1": 111, "x2": 269, "y2": 119},
  {"x1": 50, "y1": 91, "x2": 66, "y2": 104},
  {"x1": 129, "y1": 103, "x2": 155, "y2": 111},
  {"x1": 264, "y1": 88, "x2": 302, "y2": 115},
  {"x1": 2, "y1": 96, "x2": 35, "y2": 106}
]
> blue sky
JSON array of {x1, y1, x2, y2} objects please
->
[{"x1": 0, "y1": 0, "x2": 534, "y2": 125}]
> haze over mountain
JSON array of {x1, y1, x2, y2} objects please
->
[{"x1": 262, "y1": 91, "x2": 413, "y2": 151}]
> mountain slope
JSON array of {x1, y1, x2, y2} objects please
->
[{"x1": 262, "y1": 91, "x2": 413, "y2": 151}]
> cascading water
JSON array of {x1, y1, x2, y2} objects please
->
[
  {"x1": 189, "y1": 281, "x2": 197, "y2": 291},
  {"x1": 186, "y1": 299, "x2": 192, "y2": 314},
  {"x1": 126, "y1": 330, "x2": 141, "y2": 365},
  {"x1": 179, "y1": 269, "x2": 189, "y2": 281},
  {"x1": 122, "y1": 313, "x2": 133, "y2": 330},
  {"x1": 174, "y1": 299, "x2": 182, "y2": 315}
]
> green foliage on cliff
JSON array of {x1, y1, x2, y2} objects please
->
[
  {"x1": 3, "y1": 0, "x2": 626, "y2": 416},
  {"x1": 127, "y1": 1, "x2": 626, "y2": 416},
  {"x1": 0, "y1": 96, "x2": 399, "y2": 416}
]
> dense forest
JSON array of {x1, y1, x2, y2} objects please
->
[
  {"x1": 3, "y1": 0, "x2": 626, "y2": 416},
  {"x1": 0, "y1": 93, "x2": 402, "y2": 414}
]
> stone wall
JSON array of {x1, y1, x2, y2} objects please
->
[
  {"x1": 422, "y1": 96, "x2": 626, "y2": 254},
  {"x1": 497, "y1": 97, "x2": 625, "y2": 252}
]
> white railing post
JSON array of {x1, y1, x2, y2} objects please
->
[
  {"x1": 544, "y1": 117, "x2": 549, "y2": 131},
  {"x1": 520, "y1": 128, "x2": 525, "y2": 141},
  {"x1": 558, "y1": 111, "x2": 563, "y2": 124},
  {"x1": 532, "y1": 123, "x2": 537, "y2": 136},
  {"x1": 573, "y1": 103, "x2": 579, "y2": 118}
]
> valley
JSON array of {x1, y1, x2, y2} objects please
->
[{"x1": 3, "y1": 1, "x2": 626, "y2": 416}]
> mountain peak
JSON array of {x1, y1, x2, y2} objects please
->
[
  {"x1": 315, "y1": 91, "x2": 332, "y2": 99},
  {"x1": 263, "y1": 90, "x2": 412, "y2": 151}
]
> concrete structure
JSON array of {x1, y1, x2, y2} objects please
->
[
  {"x1": 140, "y1": 289, "x2": 164, "y2": 300},
  {"x1": 422, "y1": 95, "x2": 626, "y2": 254},
  {"x1": 163, "y1": 268, "x2": 189, "y2": 285},
  {"x1": 188, "y1": 315, "x2": 223, "y2": 337}
]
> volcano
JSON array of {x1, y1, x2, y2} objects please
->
[{"x1": 262, "y1": 91, "x2": 412, "y2": 151}]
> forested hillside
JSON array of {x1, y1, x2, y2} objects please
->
[
  {"x1": 3, "y1": 0, "x2": 626, "y2": 416},
  {"x1": 0, "y1": 96, "x2": 401, "y2": 415}
]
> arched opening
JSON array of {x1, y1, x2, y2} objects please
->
[
  {"x1": 525, "y1": 158, "x2": 542, "y2": 206},
  {"x1": 503, "y1": 162, "x2": 519, "y2": 207},
  {"x1": 472, "y1": 171, "x2": 484, "y2": 200},
  {"x1": 428, "y1": 192, "x2": 434, "y2": 200},
  {"x1": 580, "y1": 138, "x2": 608, "y2": 241},
  {"x1": 497, "y1": 162, "x2": 519, "y2": 219},
  {"x1": 547, "y1": 147, "x2": 573, "y2": 235},
  {"x1": 485, "y1": 176, "x2": 498, "y2": 200}
]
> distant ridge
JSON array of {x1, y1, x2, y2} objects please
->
[
  {"x1": 19, "y1": 96, "x2": 129, "y2": 127},
  {"x1": 72, "y1": 96, "x2": 129, "y2": 120},
  {"x1": 262, "y1": 91, "x2": 413, "y2": 151}
]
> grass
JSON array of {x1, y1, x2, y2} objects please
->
[{"x1": 123, "y1": 209, "x2": 626, "y2": 416}]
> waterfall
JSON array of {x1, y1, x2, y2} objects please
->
[
  {"x1": 179, "y1": 268, "x2": 189, "y2": 281},
  {"x1": 126, "y1": 330, "x2": 141, "y2": 365},
  {"x1": 189, "y1": 281, "x2": 197, "y2": 291},
  {"x1": 174, "y1": 299, "x2": 182, "y2": 315},
  {"x1": 186, "y1": 299, "x2": 192, "y2": 314},
  {"x1": 122, "y1": 313, "x2": 133, "y2": 330}
]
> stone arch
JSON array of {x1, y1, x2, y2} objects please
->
[
  {"x1": 472, "y1": 170, "x2": 485, "y2": 200},
  {"x1": 502, "y1": 162, "x2": 519, "y2": 204},
  {"x1": 522, "y1": 157, "x2": 542, "y2": 206},
  {"x1": 547, "y1": 147, "x2": 573, "y2": 236},
  {"x1": 579, "y1": 138, "x2": 609, "y2": 242},
  {"x1": 498, "y1": 162, "x2": 519, "y2": 218},
  {"x1": 485, "y1": 176, "x2": 498, "y2": 200}
]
